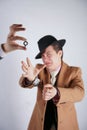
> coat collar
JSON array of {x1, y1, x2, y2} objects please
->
[
  {"x1": 56, "y1": 61, "x2": 69, "y2": 87},
  {"x1": 38, "y1": 61, "x2": 69, "y2": 87}
]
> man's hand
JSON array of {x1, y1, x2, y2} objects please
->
[
  {"x1": 2, "y1": 24, "x2": 27, "y2": 53},
  {"x1": 42, "y1": 84, "x2": 57, "y2": 101},
  {"x1": 21, "y1": 57, "x2": 46, "y2": 81}
]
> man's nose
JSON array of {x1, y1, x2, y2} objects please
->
[{"x1": 43, "y1": 56, "x2": 48, "y2": 63}]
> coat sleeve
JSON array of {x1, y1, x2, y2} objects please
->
[
  {"x1": 0, "y1": 44, "x2": 6, "y2": 59},
  {"x1": 19, "y1": 75, "x2": 34, "y2": 88},
  {"x1": 58, "y1": 67, "x2": 85, "y2": 104},
  {"x1": 19, "y1": 64, "x2": 43, "y2": 88}
]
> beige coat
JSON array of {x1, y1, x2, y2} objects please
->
[{"x1": 19, "y1": 62, "x2": 84, "y2": 130}]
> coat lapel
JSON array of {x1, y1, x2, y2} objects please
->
[{"x1": 56, "y1": 61, "x2": 68, "y2": 88}]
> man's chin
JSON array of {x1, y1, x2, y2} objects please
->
[{"x1": 46, "y1": 66, "x2": 53, "y2": 72}]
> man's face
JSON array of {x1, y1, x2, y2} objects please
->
[{"x1": 41, "y1": 45, "x2": 62, "y2": 72}]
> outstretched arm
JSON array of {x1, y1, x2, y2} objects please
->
[{"x1": 19, "y1": 57, "x2": 46, "y2": 88}]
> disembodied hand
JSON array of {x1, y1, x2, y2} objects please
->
[{"x1": 2, "y1": 24, "x2": 27, "y2": 53}]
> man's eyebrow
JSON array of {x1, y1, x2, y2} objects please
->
[{"x1": 46, "y1": 51, "x2": 52, "y2": 53}]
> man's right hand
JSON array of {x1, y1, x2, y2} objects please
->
[{"x1": 21, "y1": 57, "x2": 46, "y2": 81}]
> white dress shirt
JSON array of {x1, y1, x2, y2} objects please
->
[{"x1": 50, "y1": 66, "x2": 61, "y2": 85}]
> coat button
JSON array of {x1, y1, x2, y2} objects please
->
[
  {"x1": 44, "y1": 103, "x2": 46, "y2": 106},
  {"x1": 41, "y1": 118, "x2": 43, "y2": 121},
  {"x1": 59, "y1": 121, "x2": 62, "y2": 124}
]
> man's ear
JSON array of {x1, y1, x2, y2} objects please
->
[{"x1": 58, "y1": 50, "x2": 63, "y2": 58}]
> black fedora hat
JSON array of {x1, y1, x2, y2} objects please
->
[{"x1": 35, "y1": 35, "x2": 66, "y2": 59}]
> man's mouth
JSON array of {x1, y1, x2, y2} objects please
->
[{"x1": 45, "y1": 63, "x2": 51, "y2": 66}]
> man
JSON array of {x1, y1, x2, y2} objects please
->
[
  {"x1": 0, "y1": 24, "x2": 27, "y2": 60},
  {"x1": 19, "y1": 35, "x2": 84, "y2": 130}
]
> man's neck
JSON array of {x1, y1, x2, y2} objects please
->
[{"x1": 50, "y1": 65, "x2": 61, "y2": 77}]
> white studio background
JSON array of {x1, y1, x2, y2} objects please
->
[{"x1": 0, "y1": 0, "x2": 87, "y2": 130}]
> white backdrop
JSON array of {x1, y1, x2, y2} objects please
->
[{"x1": 0, "y1": 0, "x2": 87, "y2": 130}]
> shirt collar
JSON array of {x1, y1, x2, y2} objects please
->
[{"x1": 50, "y1": 65, "x2": 61, "y2": 77}]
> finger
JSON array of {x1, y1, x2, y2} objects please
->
[
  {"x1": 10, "y1": 24, "x2": 23, "y2": 28},
  {"x1": 9, "y1": 28, "x2": 26, "y2": 36},
  {"x1": 47, "y1": 89, "x2": 52, "y2": 93},
  {"x1": 39, "y1": 64, "x2": 46, "y2": 72},
  {"x1": 22, "y1": 66, "x2": 27, "y2": 73},
  {"x1": 8, "y1": 35, "x2": 27, "y2": 41},
  {"x1": 42, "y1": 93, "x2": 48, "y2": 101},
  {"x1": 6, "y1": 42, "x2": 26, "y2": 50},
  {"x1": 26, "y1": 57, "x2": 33, "y2": 67},
  {"x1": 12, "y1": 27, "x2": 26, "y2": 32},
  {"x1": 10, "y1": 24, "x2": 25, "y2": 30},
  {"x1": 21, "y1": 64, "x2": 29, "y2": 73},
  {"x1": 21, "y1": 61, "x2": 24, "y2": 65},
  {"x1": 43, "y1": 89, "x2": 51, "y2": 96},
  {"x1": 16, "y1": 45, "x2": 26, "y2": 50},
  {"x1": 44, "y1": 84, "x2": 52, "y2": 89},
  {"x1": 42, "y1": 89, "x2": 52, "y2": 101},
  {"x1": 44, "y1": 95, "x2": 51, "y2": 101},
  {"x1": 9, "y1": 24, "x2": 26, "y2": 35},
  {"x1": 21, "y1": 61, "x2": 28, "y2": 68}
]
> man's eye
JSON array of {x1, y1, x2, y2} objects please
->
[{"x1": 47, "y1": 54, "x2": 51, "y2": 57}]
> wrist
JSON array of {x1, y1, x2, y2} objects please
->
[
  {"x1": 32, "y1": 77, "x2": 40, "y2": 86},
  {"x1": 22, "y1": 77, "x2": 40, "y2": 87},
  {"x1": 0, "y1": 44, "x2": 7, "y2": 58},
  {"x1": 52, "y1": 88, "x2": 60, "y2": 104},
  {"x1": 1, "y1": 44, "x2": 8, "y2": 53},
  {"x1": 22, "y1": 77, "x2": 34, "y2": 87}
]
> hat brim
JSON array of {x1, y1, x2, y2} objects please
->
[{"x1": 35, "y1": 39, "x2": 66, "y2": 59}]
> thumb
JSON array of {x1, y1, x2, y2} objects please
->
[
  {"x1": 39, "y1": 64, "x2": 46, "y2": 71},
  {"x1": 16, "y1": 45, "x2": 27, "y2": 50}
]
